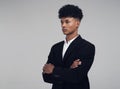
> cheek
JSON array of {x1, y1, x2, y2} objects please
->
[
  {"x1": 68, "y1": 23, "x2": 75, "y2": 28},
  {"x1": 69, "y1": 24, "x2": 76, "y2": 29}
]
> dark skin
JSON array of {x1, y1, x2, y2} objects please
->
[{"x1": 43, "y1": 17, "x2": 82, "y2": 74}]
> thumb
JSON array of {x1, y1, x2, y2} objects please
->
[{"x1": 76, "y1": 59, "x2": 80, "y2": 61}]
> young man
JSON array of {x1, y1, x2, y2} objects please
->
[{"x1": 42, "y1": 4, "x2": 95, "y2": 89}]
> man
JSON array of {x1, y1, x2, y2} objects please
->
[{"x1": 42, "y1": 4, "x2": 95, "y2": 89}]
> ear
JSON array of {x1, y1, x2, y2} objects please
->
[{"x1": 76, "y1": 20, "x2": 80, "y2": 28}]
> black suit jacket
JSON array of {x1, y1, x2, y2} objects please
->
[{"x1": 42, "y1": 35, "x2": 95, "y2": 89}]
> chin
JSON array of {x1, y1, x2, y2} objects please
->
[{"x1": 63, "y1": 32, "x2": 68, "y2": 35}]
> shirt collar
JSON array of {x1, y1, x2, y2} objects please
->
[{"x1": 64, "y1": 35, "x2": 79, "y2": 44}]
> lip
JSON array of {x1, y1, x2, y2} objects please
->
[{"x1": 62, "y1": 29, "x2": 67, "y2": 31}]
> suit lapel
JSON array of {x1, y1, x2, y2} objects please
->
[
  {"x1": 62, "y1": 35, "x2": 82, "y2": 61},
  {"x1": 59, "y1": 41, "x2": 64, "y2": 60},
  {"x1": 57, "y1": 41, "x2": 64, "y2": 64}
]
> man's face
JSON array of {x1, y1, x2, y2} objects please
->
[{"x1": 60, "y1": 17, "x2": 80, "y2": 35}]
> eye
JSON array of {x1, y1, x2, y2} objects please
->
[{"x1": 65, "y1": 20, "x2": 70, "y2": 24}]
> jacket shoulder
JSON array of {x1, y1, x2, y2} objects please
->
[
  {"x1": 51, "y1": 41, "x2": 64, "y2": 49},
  {"x1": 79, "y1": 38, "x2": 95, "y2": 52},
  {"x1": 82, "y1": 39, "x2": 95, "y2": 48}
]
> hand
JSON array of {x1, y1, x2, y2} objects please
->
[
  {"x1": 43, "y1": 63, "x2": 55, "y2": 74},
  {"x1": 70, "y1": 59, "x2": 82, "y2": 69}
]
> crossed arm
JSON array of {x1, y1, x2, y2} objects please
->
[{"x1": 43, "y1": 59, "x2": 81, "y2": 74}]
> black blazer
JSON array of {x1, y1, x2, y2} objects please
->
[{"x1": 42, "y1": 35, "x2": 95, "y2": 89}]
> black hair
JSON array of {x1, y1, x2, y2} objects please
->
[{"x1": 58, "y1": 4, "x2": 83, "y2": 21}]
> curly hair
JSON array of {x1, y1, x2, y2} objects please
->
[{"x1": 58, "y1": 4, "x2": 83, "y2": 21}]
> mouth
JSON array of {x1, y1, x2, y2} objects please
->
[{"x1": 62, "y1": 28, "x2": 67, "y2": 31}]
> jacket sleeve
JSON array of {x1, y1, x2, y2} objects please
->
[
  {"x1": 52, "y1": 45, "x2": 95, "y2": 83},
  {"x1": 42, "y1": 45, "x2": 63, "y2": 84}
]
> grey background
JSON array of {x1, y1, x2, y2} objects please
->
[{"x1": 0, "y1": 0, "x2": 120, "y2": 89}]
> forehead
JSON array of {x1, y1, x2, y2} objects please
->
[{"x1": 60, "y1": 17, "x2": 76, "y2": 21}]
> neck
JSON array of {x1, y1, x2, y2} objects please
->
[{"x1": 66, "y1": 32, "x2": 78, "y2": 42}]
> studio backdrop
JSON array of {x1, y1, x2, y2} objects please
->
[{"x1": 0, "y1": 0, "x2": 120, "y2": 89}]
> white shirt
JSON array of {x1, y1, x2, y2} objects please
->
[{"x1": 62, "y1": 35, "x2": 78, "y2": 58}]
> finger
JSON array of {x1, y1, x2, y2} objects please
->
[
  {"x1": 78, "y1": 61, "x2": 82, "y2": 65},
  {"x1": 75, "y1": 59, "x2": 80, "y2": 62},
  {"x1": 48, "y1": 63, "x2": 52, "y2": 65}
]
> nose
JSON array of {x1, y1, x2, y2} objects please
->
[{"x1": 61, "y1": 22, "x2": 66, "y2": 28}]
